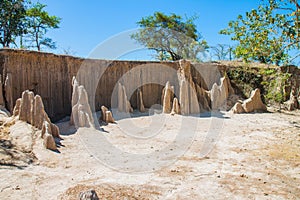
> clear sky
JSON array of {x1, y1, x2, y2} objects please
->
[{"x1": 36, "y1": 0, "x2": 261, "y2": 60}]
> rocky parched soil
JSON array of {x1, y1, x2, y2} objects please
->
[{"x1": 0, "y1": 109, "x2": 299, "y2": 199}]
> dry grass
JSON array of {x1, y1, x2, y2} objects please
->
[
  {"x1": 0, "y1": 118, "x2": 15, "y2": 140},
  {"x1": 268, "y1": 143, "x2": 300, "y2": 166},
  {"x1": 60, "y1": 184, "x2": 161, "y2": 200},
  {"x1": 217, "y1": 60, "x2": 279, "y2": 69},
  {"x1": 219, "y1": 171, "x2": 300, "y2": 199}
]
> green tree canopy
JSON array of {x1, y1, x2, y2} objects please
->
[
  {"x1": 131, "y1": 12, "x2": 208, "y2": 61},
  {"x1": 25, "y1": 2, "x2": 61, "y2": 51},
  {"x1": 220, "y1": 0, "x2": 299, "y2": 65},
  {"x1": 0, "y1": 0, "x2": 27, "y2": 47}
]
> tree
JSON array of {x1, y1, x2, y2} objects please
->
[
  {"x1": 210, "y1": 44, "x2": 233, "y2": 60},
  {"x1": 25, "y1": 2, "x2": 60, "y2": 51},
  {"x1": 131, "y1": 12, "x2": 208, "y2": 61},
  {"x1": 0, "y1": 0, "x2": 27, "y2": 47},
  {"x1": 220, "y1": 0, "x2": 299, "y2": 65}
]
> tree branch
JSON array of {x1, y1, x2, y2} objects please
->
[{"x1": 290, "y1": 0, "x2": 300, "y2": 10}]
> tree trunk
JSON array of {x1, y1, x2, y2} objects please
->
[{"x1": 35, "y1": 27, "x2": 40, "y2": 51}]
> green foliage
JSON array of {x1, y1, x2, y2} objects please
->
[
  {"x1": 265, "y1": 72, "x2": 291, "y2": 104},
  {"x1": 0, "y1": 0, "x2": 27, "y2": 47},
  {"x1": 220, "y1": 0, "x2": 299, "y2": 65},
  {"x1": 0, "y1": 0, "x2": 61, "y2": 51},
  {"x1": 131, "y1": 12, "x2": 208, "y2": 61},
  {"x1": 227, "y1": 67, "x2": 264, "y2": 98},
  {"x1": 24, "y1": 2, "x2": 61, "y2": 51},
  {"x1": 259, "y1": 68, "x2": 277, "y2": 75}
]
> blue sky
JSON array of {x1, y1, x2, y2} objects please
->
[{"x1": 37, "y1": 0, "x2": 261, "y2": 60}]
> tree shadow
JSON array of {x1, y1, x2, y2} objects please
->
[{"x1": 0, "y1": 163, "x2": 27, "y2": 170}]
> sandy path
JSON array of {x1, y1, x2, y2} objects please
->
[{"x1": 0, "y1": 111, "x2": 299, "y2": 199}]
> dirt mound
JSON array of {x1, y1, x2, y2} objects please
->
[{"x1": 0, "y1": 120, "x2": 37, "y2": 168}]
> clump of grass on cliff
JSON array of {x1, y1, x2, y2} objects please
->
[{"x1": 222, "y1": 61, "x2": 293, "y2": 106}]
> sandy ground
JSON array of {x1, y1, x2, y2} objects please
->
[{"x1": 0, "y1": 110, "x2": 299, "y2": 199}]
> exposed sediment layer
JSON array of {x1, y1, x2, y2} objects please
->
[{"x1": 2, "y1": 49, "x2": 297, "y2": 121}]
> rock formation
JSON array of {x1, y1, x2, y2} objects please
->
[
  {"x1": 100, "y1": 105, "x2": 115, "y2": 123},
  {"x1": 195, "y1": 85, "x2": 210, "y2": 112},
  {"x1": 162, "y1": 81, "x2": 174, "y2": 113},
  {"x1": 209, "y1": 77, "x2": 232, "y2": 110},
  {"x1": 242, "y1": 89, "x2": 267, "y2": 113},
  {"x1": 224, "y1": 76, "x2": 235, "y2": 96},
  {"x1": 177, "y1": 60, "x2": 200, "y2": 115},
  {"x1": 0, "y1": 75, "x2": 4, "y2": 106},
  {"x1": 33, "y1": 95, "x2": 47, "y2": 129},
  {"x1": 105, "y1": 111, "x2": 115, "y2": 123},
  {"x1": 284, "y1": 88, "x2": 299, "y2": 111},
  {"x1": 18, "y1": 90, "x2": 34, "y2": 124},
  {"x1": 171, "y1": 97, "x2": 180, "y2": 115},
  {"x1": 179, "y1": 79, "x2": 189, "y2": 115},
  {"x1": 0, "y1": 50, "x2": 299, "y2": 121},
  {"x1": 137, "y1": 88, "x2": 145, "y2": 112},
  {"x1": 189, "y1": 82, "x2": 199, "y2": 114},
  {"x1": 71, "y1": 83, "x2": 95, "y2": 128},
  {"x1": 71, "y1": 76, "x2": 79, "y2": 112},
  {"x1": 13, "y1": 99, "x2": 21, "y2": 116},
  {"x1": 117, "y1": 82, "x2": 133, "y2": 113},
  {"x1": 4, "y1": 73, "x2": 13, "y2": 112},
  {"x1": 231, "y1": 102, "x2": 245, "y2": 114},
  {"x1": 231, "y1": 88, "x2": 267, "y2": 114},
  {"x1": 42, "y1": 121, "x2": 57, "y2": 151},
  {"x1": 13, "y1": 90, "x2": 60, "y2": 150},
  {"x1": 209, "y1": 83, "x2": 220, "y2": 110},
  {"x1": 100, "y1": 105, "x2": 108, "y2": 121}
]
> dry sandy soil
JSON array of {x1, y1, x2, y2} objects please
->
[{"x1": 0, "y1": 110, "x2": 299, "y2": 199}]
